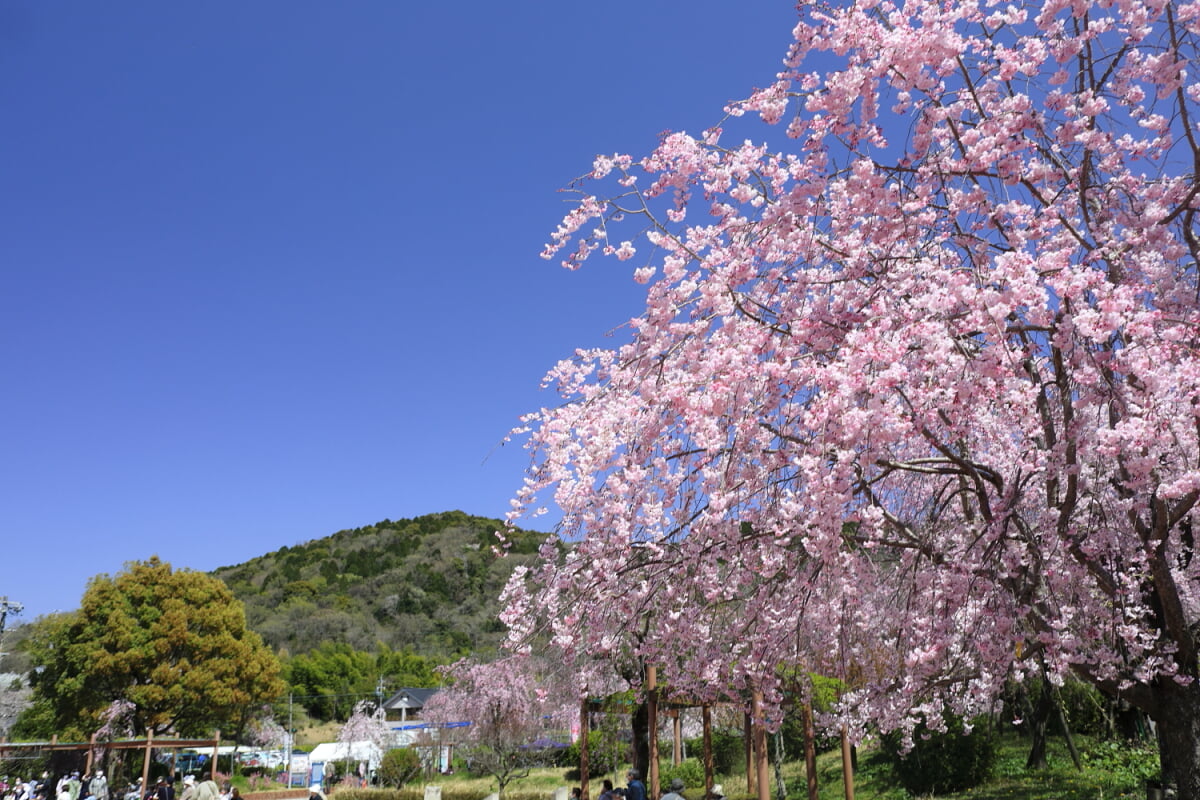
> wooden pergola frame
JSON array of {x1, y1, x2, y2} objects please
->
[
  {"x1": 576, "y1": 668, "x2": 773, "y2": 800},
  {"x1": 0, "y1": 733, "x2": 221, "y2": 788}
]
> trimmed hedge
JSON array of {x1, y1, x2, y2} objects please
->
[{"x1": 330, "y1": 790, "x2": 556, "y2": 800}]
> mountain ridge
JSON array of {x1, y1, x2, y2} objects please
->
[{"x1": 212, "y1": 509, "x2": 549, "y2": 658}]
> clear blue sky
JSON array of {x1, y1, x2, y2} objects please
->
[{"x1": 0, "y1": 2, "x2": 798, "y2": 621}]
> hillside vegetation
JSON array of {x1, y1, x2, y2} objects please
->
[{"x1": 212, "y1": 510, "x2": 548, "y2": 658}]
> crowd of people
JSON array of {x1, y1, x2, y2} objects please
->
[
  {"x1": 1, "y1": 767, "x2": 111, "y2": 800},
  {"x1": 0, "y1": 771, "x2": 252, "y2": 800},
  {"x1": 136, "y1": 774, "x2": 242, "y2": 800},
  {"x1": 1, "y1": 769, "x2": 110, "y2": 800},
  {"x1": 590, "y1": 769, "x2": 726, "y2": 800},
  {"x1": 10, "y1": 765, "x2": 717, "y2": 800}
]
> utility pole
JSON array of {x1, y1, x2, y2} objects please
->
[
  {"x1": 287, "y1": 692, "x2": 295, "y2": 776},
  {"x1": 0, "y1": 597, "x2": 23, "y2": 664}
]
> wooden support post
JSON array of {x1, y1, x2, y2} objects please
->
[
  {"x1": 752, "y1": 691, "x2": 769, "y2": 800},
  {"x1": 702, "y1": 706, "x2": 714, "y2": 800},
  {"x1": 672, "y1": 712, "x2": 682, "y2": 765},
  {"x1": 141, "y1": 731, "x2": 153, "y2": 792},
  {"x1": 87, "y1": 732, "x2": 96, "y2": 774},
  {"x1": 647, "y1": 666, "x2": 659, "y2": 800},
  {"x1": 803, "y1": 702, "x2": 818, "y2": 800},
  {"x1": 580, "y1": 698, "x2": 590, "y2": 800},
  {"x1": 744, "y1": 712, "x2": 755, "y2": 796},
  {"x1": 840, "y1": 728, "x2": 855, "y2": 800},
  {"x1": 212, "y1": 732, "x2": 220, "y2": 781}
]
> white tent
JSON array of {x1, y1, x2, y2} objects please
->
[{"x1": 307, "y1": 741, "x2": 384, "y2": 770}]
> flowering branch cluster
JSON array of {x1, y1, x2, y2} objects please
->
[{"x1": 507, "y1": 0, "x2": 1200, "y2": 784}]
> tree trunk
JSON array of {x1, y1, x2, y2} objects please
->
[
  {"x1": 631, "y1": 700, "x2": 650, "y2": 782},
  {"x1": 772, "y1": 730, "x2": 786, "y2": 800},
  {"x1": 1025, "y1": 681, "x2": 1053, "y2": 770},
  {"x1": 802, "y1": 702, "x2": 818, "y2": 800},
  {"x1": 1051, "y1": 688, "x2": 1082, "y2": 771},
  {"x1": 1154, "y1": 683, "x2": 1200, "y2": 800}
]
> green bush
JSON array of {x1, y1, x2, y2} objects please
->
[
  {"x1": 1057, "y1": 679, "x2": 1109, "y2": 737},
  {"x1": 378, "y1": 748, "x2": 422, "y2": 788},
  {"x1": 659, "y1": 759, "x2": 705, "y2": 791},
  {"x1": 563, "y1": 730, "x2": 624, "y2": 780},
  {"x1": 880, "y1": 714, "x2": 997, "y2": 795},
  {"x1": 683, "y1": 730, "x2": 744, "y2": 775},
  {"x1": 779, "y1": 708, "x2": 839, "y2": 757}
]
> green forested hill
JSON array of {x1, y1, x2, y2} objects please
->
[{"x1": 212, "y1": 510, "x2": 549, "y2": 658}]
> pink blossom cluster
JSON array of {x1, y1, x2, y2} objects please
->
[{"x1": 510, "y1": 0, "x2": 1200, "y2": 776}]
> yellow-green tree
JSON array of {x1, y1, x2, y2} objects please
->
[{"x1": 28, "y1": 557, "x2": 285, "y2": 738}]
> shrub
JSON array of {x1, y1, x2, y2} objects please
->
[
  {"x1": 683, "y1": 730, "x2": 744, "y2": 775},
  {"x1": 880, "y1": 714, "x2": 997, "y2": 796},
  {"x1": 379, "y1": 748, "x2": 422, "y2": 788},
  {"x1": 563, "y1": 730, "x2": 624, "y2": 780},
  {"x1": 1057, "y1": 679, "x2": 1109, "y2": 737},
  {"x1": 659, "y1": 758, "x2": 705, "y2": 791}
]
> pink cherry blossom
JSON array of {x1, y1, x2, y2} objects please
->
[{"x1": 507, "y1": 0, "x2": 1200, "y2": 795}]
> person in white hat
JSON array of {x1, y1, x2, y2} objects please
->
[{"x1": 89, "y1": 771, "x2": 108, "y2": 800}]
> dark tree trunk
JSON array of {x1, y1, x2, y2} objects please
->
[
  {"x1": 1154, "y1": 682, "x2": 1200, "y2": 800},
  {"x1": 1051, "y1": 688, "x2": 1082, "y2": 771},
  {"x1": 1026, "y1": 681, "x2": 1054, "y2": 770},
  {"x1": 631, "y1": 700, "x2": 650, "y2": 782}
]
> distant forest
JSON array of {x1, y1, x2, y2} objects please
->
[
  {"x1": 212, "y1": 510, "x2": 549, "y2": 659},
  {"x1": 0, "y1": 511, "x2": 553, "y2": 726}
]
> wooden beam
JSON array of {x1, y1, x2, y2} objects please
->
[
  {"x1": 702, "y1": 705, "x2": 713, "y2": 800},
  {"x1": 840, "y1": 728, "x2": 855, "y2": 800},
  {"x1": 141, "y1": 731, "x2": 153, "y2": 792},
  {"x1": 579, "y1": 697, "x2": 590, "y2": 800},
  {"x1": 803, "y1": 702, "x2": 818, "y2": 800},
  {"x1": 752, "y1": 691, "x2": 769, "y2": 800},
  {"x1": 647, "y1": 666, "x2": 659, "y2": 800},
  {"x1": 672, "y1": 712, "x2": 681, "y2": 766},
  {"x1": 744, "y1": 712, "x2": 754, "y2": 796}
]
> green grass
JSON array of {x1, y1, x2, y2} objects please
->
[
  {"x1": 328, "y1": 732, "x2": 1158, "y2": 800},
  {"x1": 795, "y1": 732, "x2": 1157, "y2": 800}
]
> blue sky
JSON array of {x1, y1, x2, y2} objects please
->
[{"x1": 0, "y1": 2, "x2": 798, "y2": 621}]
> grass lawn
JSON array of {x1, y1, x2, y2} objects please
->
[
  {"x1": 785, "y1": 731, "x2": 1156, "y2": 800},
  {"x1": 404, "y1": 731, "x2": 1158, "y2": 800}
]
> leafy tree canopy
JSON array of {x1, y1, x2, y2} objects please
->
[
  {"x1": 213, "y1": 511, "x2": 548, "y2": 658},
  {"x1": 27, "y1": 557, "x2": 285, "y2": 738},
  {"x1": 284, "y1": 642, "x2": 439, "y2": 721}
]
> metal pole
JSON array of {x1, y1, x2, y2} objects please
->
[{"x1": 0, "y1": 597, "x2": 24, "y2": 663}]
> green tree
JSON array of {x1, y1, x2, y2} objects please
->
[
  {"x1": 378, "y1": 748, "x2": 421, "y2": 788},
  {"x1": 283, "y1": 643, "x2": 441, "y2": 722},
  {"x1": 27, "y1": 557, "x2": 285, "y2": 737}
]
